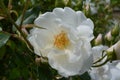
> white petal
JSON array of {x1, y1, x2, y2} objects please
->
[
  {"x1": 77, "y1": 19, "x2": 94, "y2": 41},
  {"x1": 109, "y1": 62, "x2": 120, "y2": 80},
  {"x1": 63, "y1": 28, "x2": 92, "y2": 62},
  {"x1": 34, "y1": 12, "x2": 59, "y2": 30},
  {"x1": 28, "y1": 36, "x2": 41, "y2": 56},
  {"x1": 78, "y1": 40, "x2": 93, "y2": 74},
  {"x1": 80, "y1": 54, "x2": 93, "y2": 74},
  {"x1": 89, "y1": 63, "x2": 112, "y2": 80},
  {"x1": 76, "y1": 11, "x2": 87, "y2": 26},
  {"x1": 48, "y1": 51, "x2": 84, "y2": 77},
  {"x1": 28, "y1": 28, "x2": 53, "y2": 57},
  {"x1": 81, "y1": 18, "x2": 94, "y2": 30},
  {"x1": 53, "y1": 7, "x2": 77, "y2": 27},
  {"x1": 111, "y1": 68, "x2": 120, "y2": 80},
  {"x1": 116, "y1": 62, "x2": 120, "y2": 69},
  {"x1": 48, "y1": 40, "x2": 93, "y2": 77},
  {"x1": 92, "y1": 45, "x2": 108, "y2": 61}
]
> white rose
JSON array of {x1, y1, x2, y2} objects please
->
[
  {"x1": 90, "y1": 62, "x2": 120, "y2": 80},
  {"x1": 89, "y1": 63, "x2": 112, "y2": 80},
  {"x1": 28, "y1": 7, "x2": 94, "y2": 77}
]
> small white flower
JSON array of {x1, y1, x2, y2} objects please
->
[
  {"x1": 91, "y1": 45, "x2": 120, "y2": 80},
  {"x1": 89, "y1": 63, "x2": 112, "y2": 80},
  {"x1": 90, "y1": 61, "x2": 120, "y2": 80},
  {"x1": 28, "y1": 7, "x2": 94, "y2": 77},
  {"x1": 110, "y1": 62, "x2": 120, "y2": 80}
]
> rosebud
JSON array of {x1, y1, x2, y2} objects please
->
[
  {"x1": 35, "y1": 57, "x2": 48, "y2": 65},
  {"x1": 35, "y1": 57, "x2": 41, "y2": 65},
  {"x1": 111, "y1": 24, "x2": 119, "y2": 36},
  {"x1": 64, "y1": 0, "x2": 72, "y2": 6},
  {"x1": 107, "y1": 40, "x2": 120, "y2": 60},
  {"x1": 105, "y1": 31, "x2": 113, "y2": 41},
  {"x1": 94, "y1": 34, "x2": 102, "y2": 45},
  {"x1": 55, "y1": 0, "x2": 65, "y2": 7},
  {"x1": 83, "y1": 1, "x2": 90, "y2": 16}
]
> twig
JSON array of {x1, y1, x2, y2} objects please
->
[{"x1": 19, "y1": 0, "x2": 30, "y2": 28}]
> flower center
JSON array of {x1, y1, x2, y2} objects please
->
[{"x1": 54, "y1": 31, "x2": 70, "y2": 50}]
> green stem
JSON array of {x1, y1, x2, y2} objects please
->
[
  {"x1": 93, "y1": 54, "x2": 107, "y2": 64},
  {"x1": 92, "y1": 59, "x2": 109, "y2": 67},
  {"x1": 20, "y1": 0, "x2": 29, "y2": 28},
  {"x1": 9, "y1": 17, "x2": 33, "y2": 52},
  {"x1": 102, "y1": 50, "x2": 105, "y2": 56}
]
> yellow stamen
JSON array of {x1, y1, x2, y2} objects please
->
[{"x1": 54, "y1": 31, "x2": 70, "y2": 50}]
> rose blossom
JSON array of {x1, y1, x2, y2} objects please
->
[{"x1": 28, "y1": 7, "x2": 94, "y2": 77}]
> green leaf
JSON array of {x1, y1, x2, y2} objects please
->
[
  {"x1": 16, "y1": 5, "x2": 41, "y2": 25},
  {"x1": 37, "y1": 64, "x2": 53, "y2": 80},
  {"x1": 0, "y1": 32, "x2": 10, "y2": 48},
  {"x1": 6, "y1": 40, "x2": 16, "y2": 51},
  {"x1": 0, "y1": 46, "x2": 6, "y2": 59},
  {"x1": 21, "y1": 68, "x2": 29, "y2": 79},
  {"x1": 9, "y1": 68, "x2": 21, "y2": 80}
]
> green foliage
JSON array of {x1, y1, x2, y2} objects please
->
[
  {"x1": 0, "y1": 0, "x2": 120, "y2": 80},
  {"x1": 0, "y1": 46, "x2": 6, "y2": 59},
  {"x1": 79, "y1": 72, "x2": 91, "y2": 80},
  {"x1": 0, "y1": 32, "x2": 10, "y2": 48},
  {"x1": 16, "y1": 5, "x2": 41, "y2": 26}
]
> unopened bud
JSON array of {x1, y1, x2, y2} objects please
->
[
  {"x1": 111, "y1": 24, "x2": 119, "y2": 36},
  {"x1": 35, "y1": 57, "x2": 48, "y2": 65},
  {"x1": 55, "y1": 0, "x2": 65, "y2": 7},
  {"x1": 107, "y1": 40, "x2": 120, "y2": 60},
  {"x1": 94, "y1": 34, "x2": 102, "y2": 45},
  {"x1": 63, "y1": 0, "x2": 71, "y2": 6},
  {"x1": 105, "y1": 31, "x2": 113, "y2": 41},
  {"x1": 35, "y1": 57, "x2": 41, "y2": 65}
]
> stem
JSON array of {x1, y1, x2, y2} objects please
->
[
  {"x1": 19, "y1": 0, "x2": 29, "y2": 28},
  {"x1": 9, "y1": 17, "x2": 33, "y2": 52},
  {"x1": 93, "y1": 54, "x2": 107, "y2": 64},
  {"x1": 8, "y1": 0, "x2": 12, "y2": 10},
  {"x1": 92, "y1": 59, "x2": 109, "y2": 67},
  {"x1": 102, "y1": 50, "x2": 105, "y2": 56}
]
